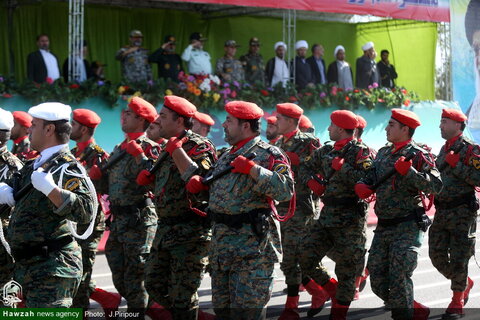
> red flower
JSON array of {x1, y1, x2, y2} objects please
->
[
  {"x1": 378, "y1": 98, "x2": 385, "y2": 103},
  {"x1": 391, "y1": 88, "x2": 396, "y2": 92},
  {"x1": 401, "y1": 89, "x2": 407, "y2": 95},
  {"x1": 403, "y1": 99, "x2": 411, "y2": 106},
  {"x1": 354, "y1": 89, "x2": 360, "y2": 93},
  {"x1": 338, "y1": 88, "x2": 344, "y2": 92},
  {"x1": 2, "y1": 93, "x2": 12, "y2": 98},
  {"x1": 288, "y1": 96, "x2": 298, "y2": 102},
  {"x1": 70, "y1": 84, "x2": 80, "y2": 89},
  {"x1": 345, "y1": 96, "x2": 350, "y2": 101},
  {"x1": 230, "y1": 90, "x2": 237, "y2": 98},
  {"x1": 305, "y1": 92, "x2": 313, "y2": 96},
  {"x1": 46, "y1": 77, "x2": 54, "y2": 84},
  {"x1": 124, "y1": 86, "x2": 130, "y2": 91},
  {"x1": 260, "y1": 89, "x2": 269, "y2": 97}
]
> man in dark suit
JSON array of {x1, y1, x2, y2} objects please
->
[
  {"x1": 291, "y1": 40, "x2": 314, "y2": 90},
  {"x1": 306, "y1": 44, "x2": 327, "y2": 85},
  {"x1": 377, "y1": 50, "x2": 398, "y2": 88},
  {"x1": 355, "y1": 41, "x2": 379, "y2": 89},
  {"x1": 27, "y1": 34, "x2": 60, "y2": 83},
  {"x1": 62, "y1": 41, "x2": 95, "y2": 83},
  {"x1": 149, "y1": 35, "x2": 183, "y2": 82}
]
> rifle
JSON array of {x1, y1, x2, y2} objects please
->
[
  {"x1": 309, "y1": 140, "x2": 355, "y2": 186},
  {"x1": 202, "y1": 152, "x2": 257, "y2": 185},
  {"x1": 438, "y1": 141, "x2": 464, "y2": 172},
  {"x1": 148, "y1": 130, "x2": 188, "y2": 175},
  {"x1": 99, "y1": 139, "x2": 141, "y2": 173},
  {"x1": 371, "y1": 152, "x2": 417, "y2": 190},
  {"x1": 77, "y1": 146, "x2": 95, "y2": 164}
]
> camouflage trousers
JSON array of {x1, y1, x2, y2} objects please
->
[
  {"x1": 368, "y1": 219, "x2": 423, "y2": 320},
  {"x1": 71, "y1": 228, "x2": 105, "y2": 308},
  {"x1": 299, "y1": 220, "x2": 367, "y2": 302},
  {"x1": 429, "y1": 207, "x2": 477, "y2": 291},
  {"x1": 105, "y1": 206, "x2": 157, "y2": 310},
  {"x1": 145, "y1": 237, "x2": 209, "y2": 320},
  {"x1": 280, "y1": 207, "x2": 314, "y2": 286}
]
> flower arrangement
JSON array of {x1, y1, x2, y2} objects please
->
[{"x1": 0, "y1": 73, "x2": 418, "y2": 111}]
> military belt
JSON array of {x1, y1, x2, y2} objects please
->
[
  {"x1": 377, "y1": 213, "x2": 417, "y2": 227},
  {"x1": 322, "y1": 196, "x2": 360, "y2": 208},
  {"x1": 110, "y1": 198, "x2": 153, "y2": 214},
  {"x1": 434, "y1": 193, "x2": 477, "y2": 210},
  {"x1": 209, "y1": 208, "x2": 271, "y2": 240},
  {"x1": 12, "y1": 235, "x2": 74, "y2": 261}
]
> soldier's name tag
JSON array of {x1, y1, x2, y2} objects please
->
[{"x1": 64, "y1": 178, "x2": 80, "y2": 191}]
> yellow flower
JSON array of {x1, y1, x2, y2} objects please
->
[
  {"x1": 204, "y1": 92, "x2": 210, "y2": 98},
  {"x1": 165, "y1": 89, "x2": 173, "y2": 96},
  {"x1": 213, "y1": 93, "x2": 220, "y2": 103},
  {"x1": 118, "y1": 86, "x2": 126, "y2": 94},
  {"x1": 133, "y1": 91, "x2": 142, "y2": 97}
]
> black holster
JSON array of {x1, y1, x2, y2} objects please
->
[
  {"x1": 209, "y1": 208, "x2": 271, "y2": 241},
  {"x1": 415, "y1": 207, "x2": 432, "y2": 232}
]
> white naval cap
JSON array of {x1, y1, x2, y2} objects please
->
[
  {"x1": 0, "y1": 108, "x2": 14, "y2": 131},
  {"x1": 362, "y1": 41, "x2": 374, "y2": 51},
  {"x1": 28, "y1": 102, "x2": 72, "y2": 121},
  {"x1": 274, "y1": 41, "x2": 287, "y2": 51},
  {"x1": 295, "y1": 40, "x2": 308, "y2": 50}
]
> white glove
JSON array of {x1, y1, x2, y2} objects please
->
[
  {"x1": 31, "y1": 168, "x2": 57, "y2": 196},
  {"x1": 0, "y1": 182, "x2": 15, "y2": 207}
]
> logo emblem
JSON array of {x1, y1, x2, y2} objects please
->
[{"x1": 2, "y1": 280, "x2": 22, "y2": 308}]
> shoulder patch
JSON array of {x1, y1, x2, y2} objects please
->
[
  {"x1": 64, "y1": 178, "x2": 80, "y2": 191},
  {"x1": 272, "y1": 163, "x2": 288, "y2": 174}
]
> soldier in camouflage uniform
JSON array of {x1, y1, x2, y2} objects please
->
[
  {"x1": 429, "y1": 109, "x2": 478, "y2": 319},
  {"x1": 89, "y1": 97, "x2": 159, "y2": 316},
  {"x1": 11, "y1": 111, "x2": 37, "y2": 162},
  {"x1": 115, "y1": 30, "x2": 152, "y2": 83},
  {"x1": 147, "y1": 116, "x2": 167, "y2": 149},
  {"x1": 192, "y1": 112, "x2": 215, "y2": 138},
  {"x1": 186, "y1": 101, "x2": 294, "y2": 320},
  {"x1": 0, "y1": 102, "x2": 96, "y2": 307},
  {"x1": 265, "y1": 116, "x2": 280, "y2": 144},
  {"x1": 216, "y1": 40, "x2": 244, "y2": 83},
  {"x1": 297, "y1": 110, "x2": 374, "y2": 319},
  {"x1": 136, "y1": 96, "x2": 216, "y2": 320},
  {"x1": 355, "y1": 109, "x2": 442, "y2": 320},
  {"x1": 239, "y1": 37, "x2": 265, "y2": 85},
  {"x1": 70, "y1": 109, "x2": 122, "y2": 312},
  {"x1": 272, "y1": 103, "x2": 320, "y2": 319},
  {"x1": 0, "y1": 109, "x2": 23, "y2": 304}
]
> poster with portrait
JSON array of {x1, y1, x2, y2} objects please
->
[{"x1": 451, "y1": 0, "x2": 480, "y2": 141}]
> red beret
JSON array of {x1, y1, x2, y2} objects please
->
[
  {"x1": 225, "y1": 101, "x2": 264, "y2": 120},
  {"x1": 12, "y1": 111, "x2": 32, "y2": 128},
  {"x1": 164, "y1": 95, "x2": 197, "y2": 118},
  {"x1": 73, "y1": 109, "x2": 101, "y2": 128},
  {"x1": 442, "y1": 108, "x2": 467, "y2": 122},
  {"x1": 391, "y1": 108, "x2": 421, "y2": 129},
  {"x1": 299, "y1": 115, "x2": 313, "y2": 129},
  {"x1": 356, "y1": 115, "x2": 367, "y2": 129},
  {"x1": 194, "y1": 112, "x2": 215, "y2": 126},
  {"x1": 276, "y1": 103, "x2": 304, "y2": 119},
  {"x1": 267, "y1": 116, "x2": 277, "y2": 125},
  {"x1": 129, "y1": 97, "x2": 157, "y2": 123},
  {"x1": 330, "y1": 110, "x2": 358, "y2": 130}
]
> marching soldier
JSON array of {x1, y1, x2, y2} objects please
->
[
  {"x1": 0, "y1": 102, "x2": 96, "y2": 307},
  {"x1": 355, "y1": 109, "x2": 442, "y2": 320},
  {"x1": 298, "y1": 110, "x2": 374, "y2": 319},
  {"x1": 239, "y1": 37, "x2": 265, "y2": 85},
  {"x1": 137, "y1": 95, "x2": 217, "y2": 320},
  {"x1": 69, "y1": 109, "x2": 121, "y2": 312},
  {"x1": 11, "y1": 111, "x2": 37, "y2": 162},
  {"x1": 265, "y1": 116, "x2": 280, "y2": 144},
  {"x1": 429, "y1": 109, "x2": 477, "y2": 319},
  {"x1": 192, "y1": 111, "x2": 215, "y2": 138},
  {"x1": 186, "y1": 101, "x2": 294, "y2": 320},
  {"x1": 147, "y1": 115, "x2": 167, "y2": 148},
  {"x1": 299, "y1": 115, "x2": 315, "y2": 134},
  {"x1": 89, "y1": 97, "x2": 159, "y2": 316},
  {"x1": 272, "y1": 103, "x2": 321, "y2": 319},
  {"x1": 0, "y1": 109, "x2": 23, "y2": 300}
]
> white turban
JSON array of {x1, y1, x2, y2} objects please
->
[
  {"x1": 295, "y1": 40, "x2": 308, "y2": 50},
  {"x1": 362, "y1": 41, "x2": 374, "y2": 51},
  {"x1": 29, "y1": 102, "x2": 72, "y2": 121},
  {"x1": 334, "y1": 45, "x2": 345, "y2": 58},
  {"x1": 274, "y1": 41, "x2": 287, "y2": 51},
  {"x1": 0, "y1": 108, "x2": 14, "y2": 131}
]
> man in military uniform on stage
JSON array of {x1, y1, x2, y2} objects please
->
[
  {"x1": 89, "y1": 97, "x2": 159, "y2": 316},
  {"x1": 192, "y1": 111, "x2": 215, "y2": 138},
  {"x1": 136, "y1": 95, "x2": 217, "y2": 320},
  {"x1": 216, "y1": 40, "x2": 244, "y2": 83},
  {"x1": 271, "y1": 103, "x2": 321, "y2": 319},
  {"x1": 186, "y1": 101, "x2": 294, "y2": 320},
  {"x1": 149, "y1": 35, "x2": 183, "y2": 82},
  {"x1": 0, "y1": 102, "x2": 96, "y2": 307},
  {"x1": 115, "y1": 30, "x2": 153, "y2": 83},
  {"x1": 265, "y1": 116, "x2": 280, "y2": 144},
  {"x1": 69, "y1": 109, "x2": 121, "y2": 312},
  {"x1": 240, "y1": 37, "x2": 265, "y2": 85},
  {"x1": 298, "y1": 110, "x2": 374, "y2": 319},
  {"x1": 11, "y1": 111, "x2": 37, "y2": 162},
  {"x1": 0, "y1": 108, "x2": 23, "y2": 301},
  {"x1": 429, "y1": 109, "x2": 477, "y2": 319},
  {"x1": 355, "y1": 109, "x2": 442, "y2": 320}
]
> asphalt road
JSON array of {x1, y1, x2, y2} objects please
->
[{"x1": 90, "y1": 218, "x2": 480, "y2": 319}]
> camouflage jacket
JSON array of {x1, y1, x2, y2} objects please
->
[
  {"x1": 151, "y1": 131, "x2": 216, "y2": 246},
  {"x1": 359, "y1": 140, "x2": 442, "y2": 219},
  {"x1": 7, "y1": 147, "x2": 95, "y2": 276},
  {"x1": 216, "y1": 56, "x2": 245, "y2": 82},
  {"x1": 0, "y1": 146, "x2": 23, "y2": 222},
  {"x1": 71, "y1": 140, "x2": 109, "y2": 233},
  {"x1": 11, "y1": 137, "x2": 36, "y2": 162},
  {"x1": 115, "y1": 45, "x2": 153, "y2": 83},
  {"x1": 300, "y1": 139, "x2": 374, "y2": 227},
  {"x1": 274, "y1": 130, "x2": 320, "y2": 214},
  {"x1": 239, "y1": 53, "x2": 265, "y2": 84},
  {"x1": 435, "y1": 135, "x2": 480, "y2": 211},
  {"x1": 208, "y1": 136, "x2": 294, "y2": 264}
]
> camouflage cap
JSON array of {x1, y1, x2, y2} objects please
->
[
  {"x1": 249, "y1": 37, "x2": 260, "y2": 46},
  {"x1": 225, "y1": 40, "x2": 240, "y2": 47},
  {"x1": 130, "y1": 30, "x2": 143, "y2": 38}
]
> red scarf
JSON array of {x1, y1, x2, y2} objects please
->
[
  {"x1": 334, "y1": 137, "x2": 353, "y2": 150},
  {"x1": 444, "y1": 134, "x2": 462, "y2": 151},
  {"x1": 392, "y1": 139, "x2": 412, "y2": 153},
  {"x1": 230, "y1": 135, "x2": 256, "y2": 154},
  {"x1": 13, "y1": 135, "x2": 28, "y2": 144},
  {"x1": 282, "y1": 129, "x2": 299, "y2": 143},
  {"x1": 75, "y1": 138, "x2": 95, "y2": 156}
]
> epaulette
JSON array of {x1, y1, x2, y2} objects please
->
[
  {"x1": 412, "y1": 141, "x2": 433, "y2": 154},
  {"x1": 257, "y1": 140, "x2": 285, "y2": 158},
  {"x1": 93, "y1": 144, "x2": 105, "y2": 155}
]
